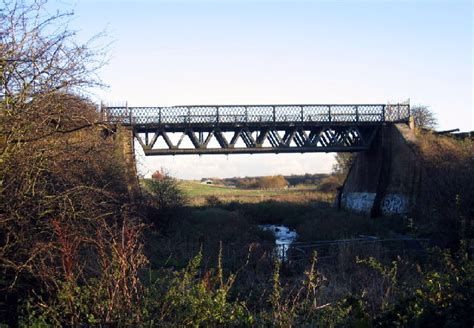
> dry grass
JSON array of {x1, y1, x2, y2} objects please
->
[
  {"x1": 414, "y1": 132, "x2": 473, "y2": 246},
  {"x1": 179, "y1": 180, "x2": 333, "y2": 206}
]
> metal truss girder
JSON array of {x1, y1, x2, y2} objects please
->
[
  {"x1": 214, "y1": 129, "x2": 229, "y2": 148},
  {"x1": 133, "y1": 125, "x2": 380, "y2": 155},
  {"x1": 186, "y1": 129, "x2": 200, "y2": 148},
  {"x1": 268, "y1": 130, "x2": 283, "y2": 147},
  {"x1": 240, "y1": 129, "x2": 256, "y2": 148},
  {"x1": 256, "y1": 129, "x2": 269, "y2": 146},
  {"x1": 229, "y1": 129, "x2": 242, "y2": 148},
  {"x1": 143, "y1": 146, "x2": 370, "y2": 155},
  {"x1": 294, "y1": 129, "x2": 308, "y2": 147}
]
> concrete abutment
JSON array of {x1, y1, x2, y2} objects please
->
[{"x1": 339, "y1": 122, "x2": 420, "y2": 217}]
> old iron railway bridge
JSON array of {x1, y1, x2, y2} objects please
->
[{"x1": 105, "y1": 104, "x2": 410, "y2": 155}]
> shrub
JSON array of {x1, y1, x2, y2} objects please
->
[
  {"x1": 415, "y1": 133, "x2": 474, "y2": 248},
  {"x1": 144, "y1": 176, "x2": 187, "y2": 210},
  {"x1": 256, "y1": 175, "x2": 288, "y2": 189},
  {"x1": 143, "y1": 251, "x2": 253, "y2": 326},
  {"x1": 318, "y1": 175, "x2": 342, "y2": 193},
  {"x1": 205, "y1": 195, "x2": 223, "y2": 207}
]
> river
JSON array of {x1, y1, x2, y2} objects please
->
[{"x1": 258, "y1": 224, "x2": 298, "y2": 261}]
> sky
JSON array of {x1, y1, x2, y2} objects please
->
[{"x1": 48, "y1": 0, "x2": 472, "y2": 179}]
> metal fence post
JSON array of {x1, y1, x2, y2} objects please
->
[
  {"x1": 216, "y1": 107, "x2": 219, "y2": 124},
  {"x1": 273, "y1": 106, "x2": 276, "y2": 124},
  {"x1": 355, "y1": 106, "x2": 359, "y2": 122},
  {"x1": 328, "y1": 105, "x2": 332, "y2": 122},
  {"x1": 300, "y1": 106, "x2": 304, "y2": 122},
  {"x1": 382, "y1": 105, "x2": 386, "y2": 122},
  {"x1": 159, "y1": 107, "x2": 162, "y2": 124}
]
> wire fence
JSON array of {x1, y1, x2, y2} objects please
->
[{"x1": 153, "y1": 236, "x2": 430, "y2": 271}]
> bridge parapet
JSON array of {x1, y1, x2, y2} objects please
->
[{"x1": 104, "y1": 103, "x2": 410, "y2": 126}]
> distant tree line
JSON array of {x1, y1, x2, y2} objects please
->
[
  {"x1": 235, "y1": 175, "x2": 289, "y2": 189},
  {"x1": 208, "y1": 173, "x2": 328, "y2": 189}
]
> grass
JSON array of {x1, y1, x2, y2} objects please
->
[
  {"x1": 175, "y1": 180, "x2": 408, "y2": 241},
  {"x1": 141, "y1": 176, "x2": 455, "y2": 327},
  {"x1": 179, "y1": 180, "x2": 333, "y2": 205},
  {"x1": 143, "y1": 177, "x2": 412, "y2": 280}
]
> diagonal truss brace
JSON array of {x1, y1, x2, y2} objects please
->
[{"x1": 134, "y1": 125, "x2": 379, "y2": 155}]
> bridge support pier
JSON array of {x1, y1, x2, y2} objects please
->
[{"x1": 338, "y1": 123, "x2": 420, "y2": 217}]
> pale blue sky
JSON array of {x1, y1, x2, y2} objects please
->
[{"x1": 49, "y1": 0, "x2": 472, "y2": 179}]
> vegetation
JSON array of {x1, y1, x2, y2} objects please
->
[
  {"x1": 413, "y1": 131, "x2": 473, "y2": 248},
  {"x1": 178, "y1": 180, "x2": 330, "y2": 206},
  {"x1": 1, "y1": 2, "x2": 146, "y2": 325},
  {"x1": 143, "y1": 174, "x2": 187, "y2": 211},
  {"x1": 255, "y1": 175, "x2": 288, "y2": 189},
  {"x1": 233, "y1": 175, "x2": 289, "y2": 189},
  {"x1": 204, "y1": 173, "x2": 328, "y2": 189},
  {"x1": 411, "y1": 104, "x2": 438, "y2": 129}
]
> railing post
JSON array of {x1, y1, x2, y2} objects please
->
[
  {"x1": 355, "y1": 106, "x2": 359, "y2": 122},
  {"x1": 216, "y1": 106, "x2": 219, "y2": 124},
  {"x1": 126, "y1": 102, "x2": 131, "y2": 125},
  {"x1": 188, "y1": 107, "x2": 191, "y2": 125},
  {"x1": 159, "y1": 107, "x2": 162, "y2": 124},
  {"x1": 328, "y1": 105, "x2": 332, "y2": 122},
  {"x1": 397, "y1": 104, "x2": 400, "y2": 121},
  {"x1": 273, "y1": 106, "x2": 276, "y2": 124},
  {"x1": 382, "y1": 105, "x2": 386, "y2": 122},
  {"x1": 245, "y1": 107, "x2": 248, "y2": 123},
  {"x1": 300, "y1": 106, "x2": 304, "y2": 122}
]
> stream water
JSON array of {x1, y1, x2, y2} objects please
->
[{"x1": 258, "y1": 224, "x2": 298, "y2": 261}]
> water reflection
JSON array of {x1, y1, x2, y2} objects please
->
[{"x1": 259, "y1": 224, "x2": 298, "y2": 261}]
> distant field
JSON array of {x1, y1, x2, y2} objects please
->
[{"x1": 179, "y1": 180, "x2": 333, "y2": 205}]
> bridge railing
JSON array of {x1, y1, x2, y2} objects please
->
[{"x1": 104, "y1": 104, "x2": 410, "y2": 125}]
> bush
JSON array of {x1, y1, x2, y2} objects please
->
[
  {"x1": 255, "y1": 175, "x2": 288, "y2": 189},
  {"x1": 205, "y1": 195, "x2": 223, "y2": 207},
  {"x1": 361, "y1": 249, "x2": 473, "y2": 327},
  {"x1": 415, "y1": 133, "x2": 474, "y2": 248},
  {"x1": 318, "y1": 175, "x2": 342, "y2": 193},
  {"x1": 144, "y1": 177, "x2": 187, "y2": 210}
]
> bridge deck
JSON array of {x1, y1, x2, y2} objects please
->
[{"x1": 105, "y1": 104, "x2": 410, "y2": 155}]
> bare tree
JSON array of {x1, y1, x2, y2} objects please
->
[
  {"x1": 411, "y1": 105, "x2": 438, "y2": 129},
  {"x1": 1, "y1": 0, "x2": 107, "y2": 148},
  {"x1": 332, "y1": 153, "x2": 356, "y2": 176},
  {"x1": 0, "y1": 1, "x2": 147, "y2": 325}
]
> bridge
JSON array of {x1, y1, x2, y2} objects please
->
[{"x1": 105, "y1": 103, "x2": 410, "y2": 155}]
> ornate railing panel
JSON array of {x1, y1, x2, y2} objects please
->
[{"x1": 104, "y1": 103, "x2": 410, "y2": 126}]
